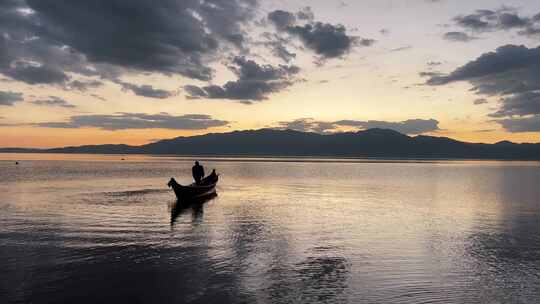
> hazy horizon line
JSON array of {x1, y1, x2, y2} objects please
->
[{"x1": 1, "y1": 127, "x2": 539, "y2": 150}]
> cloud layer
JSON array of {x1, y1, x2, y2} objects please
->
[
  {"x1": 0, "y1": 1, "x2": 380, "y2": 108},
  {"x1": 0, "y1": 0, "x2": 260, "y2": 86},
  {"x1": 277, "y1": 118, "x2": 440, "y2": 135},
  {"x1": 36, "y1": 113, "x2": 229, "y2": 130}
]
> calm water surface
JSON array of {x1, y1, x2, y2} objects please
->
[{"x1": 1, "y1": 154, "x2": 540, "y2": 303}]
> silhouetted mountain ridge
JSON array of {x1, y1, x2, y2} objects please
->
[{"x1": 1, "y1": 128, "x2": 539, "y2": 160}]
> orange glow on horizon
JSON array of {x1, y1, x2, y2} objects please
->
[{"x1": 2, "y1": 125, "x2": 540, "y2": 149}]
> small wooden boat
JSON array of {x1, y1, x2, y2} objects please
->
[{"x1": 167, "y1": 173, "x2": 219, "y2": 201}]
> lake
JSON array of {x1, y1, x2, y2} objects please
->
[{"x1": 1, "y1": 154, "x2": 540, "y2": 303}]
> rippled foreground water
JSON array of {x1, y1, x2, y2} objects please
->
[{"x1": 1, "y1": 154, "x2": 540, "y2": 304}]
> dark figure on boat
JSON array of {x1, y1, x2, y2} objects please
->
[
  {"x1": 192, "y1": 161, "x2": 205, "y2": 185},
  {"x1": 208, "y1": 169, "x2": 217, "y2": 180}
]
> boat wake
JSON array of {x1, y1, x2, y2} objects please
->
[{"x1": 102, "y1": 188, "x2": 168, "y2": 197}]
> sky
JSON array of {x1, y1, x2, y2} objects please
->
[{"x1": 1, "y1": 0, "x2": 540, "y2": 148}]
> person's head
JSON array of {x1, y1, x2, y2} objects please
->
[
  {"x1": 167, "y1": 178, "x2": 177, "y2": 188},
  {"x1": 195, "y1": 161, "x2": 199, "y2": 165}
]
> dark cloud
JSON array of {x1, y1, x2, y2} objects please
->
[
  {"x1": 454, "y1": 12, "x2": 492, "y2": 31},
  {"x1": 443, "y1": 31, "x2": 477, "y2": 42},
  {"x1": 277, "y1": 118, "x2": 440, "y2": 135},
  {"x1": 227, "y1": 56, "x2": 299, "y2": 80},
  {"x1": 118, "y1": 81, "x2": 176, "y2": 99},
  {"x1": 428, "y1": 44, "x2": 540, "y2": 132},
  {"x1": 31, "y1": 96, "x2": 76, "y2": 108},
  {"x1": 489, "y1": 92, "x2": 540, "y2": 117},
  {"x1": 427, "y1": 45, "x2": 540, "y2": 87},
  {"x1": 270, "y1": 41, "x2": 297, "y2": 62},
  {"x1": 1, "y1": 0, "x2": 372, "y2": 102},
  {"x1": 185, "y1": 56, "x2": 300, "y2": 102},
  {"x1": 474, "y1": 98, "x2": 488, "y2": 105},
  {"x1": 267, "y1": 9, "x2": 372, "y2": 62},
  {"x1": 3, "y1": 64, "x2": 70, "y2": 85},
  {"x1": 30, "y1": 0, "x2": 258, "y2": 76},
  {"x1": 496, "y1": 116, "x2": 540, "y2": 132},
  {"x1": 36, "y1": 113, "x2": 229, "y2": 130},
  {"x1": 498, "y1": 12, "x2": 529, "y2": 28},
  {"x1": 68, "y1": 80, "x2": 104, "y2": 91},
  {"x1": 268, "y1": 10, "x2": 296, "y2": 29},
  {"x1": 286, "y1": 22, "x2": 363, "y2": 59},
  {"x1": 0, "y1": 0, "x2": 260, "y2": 85},
  {"x1": 183, "y1": 86, "x2": 208, "y2": 99},
  {"x1": 0, "y1": 90, "x2": 23, "y2": 106},
  {"x1": 259, "y1": 30, "x2": 296, "y2": 63},
  {"x1": 195, "y1": 0, "x2": 259, "y2": 50},
  {"x1": 518, "y1": 26, "x2": 540, "y2": 37},
  {"x1": 358, "y1": 38, "x2": 376, "y2": 47},
  {"x1": 452, "y1": 8, "x2": 540, "y2": 38},
  {"x1": 185, "y1": 79, "x2": 290, "y2": 103}
]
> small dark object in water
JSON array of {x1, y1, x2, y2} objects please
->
[
  {"x1": 15, "y1": 161, "x2": 19, "y2": 165},
  {"x1": 167, "y1": 172, "x2": 219, "y2": 201}
]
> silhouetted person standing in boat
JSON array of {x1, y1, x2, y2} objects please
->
[{"x1": 192, "y1": 161, "x2": 205, "y2": 185}]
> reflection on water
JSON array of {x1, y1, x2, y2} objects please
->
[
  {"x1": 1, "y1": 154, "x2": 540, "y2": 303},
  {"x1": 170, "y1": 193, "x2": 216, "y2": 226}
]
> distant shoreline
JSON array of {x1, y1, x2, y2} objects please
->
[
  {"x1": 1, "y1": 152, "x2": 539, "y2": 163},
  {"x1": 1, "y1": 128, "x2": 540, "y2": 161}
]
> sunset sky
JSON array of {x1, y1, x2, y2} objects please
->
[{"x1": 1, "y1": 0, "x2": 540, "y2": 148}]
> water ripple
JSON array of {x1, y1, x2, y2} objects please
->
[{"x1": 1, "y1": 157, "x2": 540, "y2": 303}]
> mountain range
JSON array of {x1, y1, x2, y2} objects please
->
[{"x1": 1, "y1": 128, "x2": 540, "y2": 160}]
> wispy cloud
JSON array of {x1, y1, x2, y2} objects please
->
[
  {"x1": 31, "y1": 96, "x2": 76, "y2": 108},
  {"x1": 0, "y1": 91, "x2": 23, "y2": 106}
]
